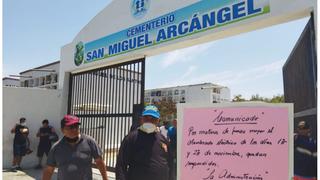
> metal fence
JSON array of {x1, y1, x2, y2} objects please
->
[{"x1": 67, "y1": 58, "x2": 145, "y2": 171}]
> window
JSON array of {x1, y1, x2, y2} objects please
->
[
  {"x1": 29, "y1": 79, "x2": 33, "y2": 87},
  {"x1": 174, "y1": 90, "x2": 179, "y2": 95},
  {"x1": 52, "y1": 74, "x2": 58, "y2": 83},
  {"x1": 34, "y1": 78, "x2": 39, "y2": 87},
  {"x1": 24, "y1": 80, "x2": 29, "y2": 87},
  {"x1": 212, "y1": 95, "x2": 217, "y2": 102},
  {"x1": 45, "y1": 75, "x2": 51, "y2": 84},
  {"x1": 168, "y1": 90, "x2": 173, "y2": 96},
  {"x1": 161, "y1": 91, "x2": 167, "y2": 96},
  {"x1": 156, "y1": 91, "x2": 161, "y2": 96},
  {"x1": 181, "y1": 89, "x2": 185, "y2": 94},
  {"x1": 40, "y1": 77, "x2": 45, "y2": 85},
  {"x1": 213, "y1": 88, "x2": 220, "y2": 94},
  {"x1": 151, "y1": 91, "x2": 156, "y2": 96},
  {"x1": 168, "y1": 97, "x2": 173, "y2": 101}
]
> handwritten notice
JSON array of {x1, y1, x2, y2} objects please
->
[{"x1": 181, "y1": 107, "x2": 290, "y2": 180}]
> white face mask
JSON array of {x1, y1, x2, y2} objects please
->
[
  {"x1": 139, "y1": 123, "x2": 157, "y2": 134},
  {"x1": 20, "y1": 122, "x2": 27, "y2": 126}
]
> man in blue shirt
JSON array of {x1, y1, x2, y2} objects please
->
[{"x1": 294, "y1": 120, "x2": 317, "y2": 180}]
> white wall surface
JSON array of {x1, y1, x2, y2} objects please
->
[
  {"x1": 220, "y1": 87, "x2": 231, "y2": 102},
  {"x1": 186, "y1": 85, "x2": 212, "y2": 104},
  {"x1": 3, "y1": 87, "x2": 63, "y2": 168}
]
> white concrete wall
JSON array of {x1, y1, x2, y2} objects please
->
[
  {"x1": 220, "y1": 87, "x2": 231, "y2": 102},
  {"x1": 186, "y1": 85, "x2": 212, "y2": 104},
  {"x1": 3, "y1": 87, "x2": 63, "y2": 168}
]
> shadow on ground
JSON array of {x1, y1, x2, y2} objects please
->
[
  {"x1": 3, "y1": 167, "x2": 115, "y2": 180},
  {"x1": 3, "y1": 168, "x2": 57, "y2": 180}
]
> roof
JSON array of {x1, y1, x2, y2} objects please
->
[
  {"x1": 3, "y1": 77, "x2": 19, "y2": 81},
  {"x1": 20, "y1": 61, "x2": 60, "y2": 74}
]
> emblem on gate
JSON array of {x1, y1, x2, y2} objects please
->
[
  {"x1": 131, "y1": 0, "x2": 150, "y2": 19},
  {"x1": 74, "y1": 42, "x2": 84, "y2": 66}
]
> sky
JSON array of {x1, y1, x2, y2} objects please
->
[{"x1": 3, "y1": 0, "x2": 310, "y2": 99}]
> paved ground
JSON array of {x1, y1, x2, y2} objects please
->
[{"x1": 2, "y1": 168, "x2": 115, "y2": 180}]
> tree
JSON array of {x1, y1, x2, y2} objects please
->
[
  {"x1": 232, "y1": 94, "x2": 246, "y2": 102},
  {"x1": 232, "y1": 94, "x2": 284, "y2": 103},
  {"x1": 250, "y1": 94, "x2": 265, "y2": 101},
  {"x1": 154, "y1": 99, "x2": 177, "y2": 122},
  {"x1": 270, "y1": 94, "x2": 284, "y2": 103}
]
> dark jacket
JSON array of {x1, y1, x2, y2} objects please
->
[
  {"x1": 294, "y1": 135, "x2": 317, "y2": 177},
  {"x1": 116, "y1": 129, "x2": 173, "y2": 180}
]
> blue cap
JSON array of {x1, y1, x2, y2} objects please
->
[{"x1": 142, "y1": 105, "x2": 160, "y2": 119}]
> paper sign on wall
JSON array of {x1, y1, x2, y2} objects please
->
[{"x1": 180, "y1": 105, "x2": 292, "y2": 180}]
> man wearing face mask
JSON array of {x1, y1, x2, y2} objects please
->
[
  {"x1": 116, "y1": 105, "x2": 173, "y2": 180},
  {"x1": 10, "y1": 117, "x2": 30, "y2": 171},
  {"x1": 42, "y1": 115, "x2": 108, "y2": 180}
]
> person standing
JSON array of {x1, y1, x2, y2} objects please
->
[
  {"x1": 116, "y1": 104, "x2": 173, "y2": 180},
  {"x1": 10, "y1": 117, "x2": 30, "y2": 170},
  {"x1": 42, "y1": 115, "x2": 108, "y2": 180},
  {"x1": 159, "y1": 120, "x2": 170, "y2": 139},
  {"x1": 35, "y1": 119, "x2": 56, "y2": 169},
  {"x1": 294, "y1": 120, "x2": 317, "y2": 180},
  {"x1": 167, "y1": 119, "x2": 177, "y2": 180}
]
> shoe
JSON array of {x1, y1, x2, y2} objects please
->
[
  {"x1": 26, "y1": 149, "x2": 33, "y2": 155},
  {"x1": 35, "y1": 165, "x2": 42, "y2": 169},
  {"x1": 16, "y1": 166, "x2": 22, "y2": 171}
]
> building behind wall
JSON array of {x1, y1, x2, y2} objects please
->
[
  {"x1": 145, "y1": 83, "x2": 231, "y2": 104},
  {"x1": 19, "y1": 61, "x2": 60, "y2": 89},
  {"x1": 3, "y1": 77, "x2": 20, "y2": 87}
]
